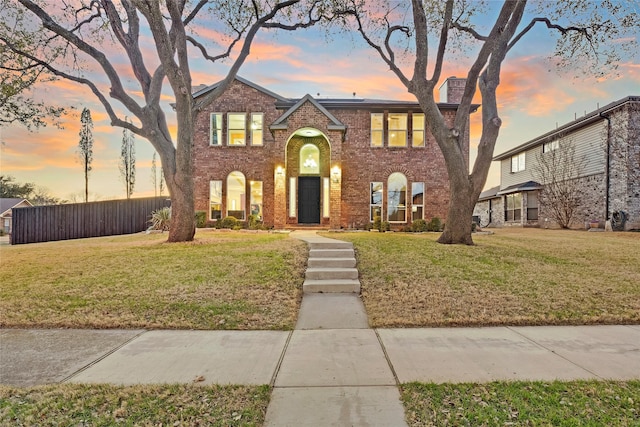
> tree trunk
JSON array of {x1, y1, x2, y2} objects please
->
[{"x1": 437, "y1": 166, "x2": 476, "y2": 245}]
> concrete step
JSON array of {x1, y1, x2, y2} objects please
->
[
  {"x1": 308, "y1": 241, "x2": 353, "y2": 250},
  {"x1": 305, "y1": 267, "x2": 359, "y2": 280},
  {"x1": 302, "y1": 279, "x2": 361, "y2": 293},
  {"x1": 309, "y1": 248, "x2": 355, "y2": 258},
  {"x1": 308, "y1": 257, "x2": 356, "y2": 268}
]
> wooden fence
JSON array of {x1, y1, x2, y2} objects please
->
[{"x1": 10, "y1": 197, "x2": 171, "y2": 245}]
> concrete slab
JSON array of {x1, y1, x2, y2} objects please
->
[
  {"x1": 275, "y1": 329, "x2": 395, "y2": 387},
  {"x1": 0, "y1": 329, "x2": 143, "y2": 387},
  {"x1": 68, "y1": 330, "x2": 289, "y2": 385},
  {"x1": 264, "y1": 386, "x2": 408, "y2": 427},
  {"x1": 378, "y1": 327, "x2": 596, "y2": 384},
  {"x1": 511, "y1": 325, "x2": 640, "y2": 380},
  {"x1": 627, "y1": 324, "x2": 640, "y2": 332},
  {"x1": 295, "y1": 294, "x2": 369, "y2": 330}
]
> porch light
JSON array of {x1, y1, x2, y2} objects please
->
[
  {"x1": 331, "y1": 165, "x2": 341, "y2": 183},
  {"x1": 276, "y1": 165, "x2": 284, "y2": 176}
]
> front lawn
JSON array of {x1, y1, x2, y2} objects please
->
[
  {"x1": 326, "y1": 228, "x2": 640, "y2": 327},
  {"x1": 0, "y1": 230, "x2": 306, "y2": 330}
]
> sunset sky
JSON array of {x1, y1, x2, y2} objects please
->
[{"x1": 1, "y1": 3, "x2": 639, "y2": 201}]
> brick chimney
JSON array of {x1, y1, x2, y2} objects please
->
[{"x1": 439, "y1": 77, "x2": 466, "y2": 104}]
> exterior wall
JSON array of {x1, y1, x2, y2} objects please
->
[{"x1": 192, "y1": 79, "x2": 469, "y2": 229}]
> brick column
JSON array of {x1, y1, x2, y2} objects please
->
[{"x1": 330, "y1": 164, "x2": 342, "y2": 229}]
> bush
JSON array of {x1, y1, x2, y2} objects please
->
[
  {"x1": 411, "y1": 219, "x2": 428, "y2": 232},
  {"x1": 427, "y1": 217, "x2": 442, "y2": 232},
  {"x1": 381, "y1": 221, "x2": 391, "y2": 232},
  {"x1": 219, "y1": 216, "x2": 238, "y2": 229},
  {"x1": 195, "y1": 211, "x2": 207, "y2": 228},
  {"x1": 372, "y1": 215, "x2": 382, "y2": 231},
  {"x1": 148, "y1": 207, "x2": 171, "y2": 232},
  {"x1": 248, "y1": 214, "x2": 263, "y2": 230}
]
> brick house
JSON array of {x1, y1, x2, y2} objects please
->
[
  {"x1": 474, "y1": 96, "x2": 640, "y2": 230},
  {"x1": 193, "y1": 76, "x2": 475, "y2": 229}
]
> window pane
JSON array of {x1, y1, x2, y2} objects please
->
[
  {"x1": 388, "y1": 172, "x2": 407, "y2": 222},
  {"x1": 412, "y1": 114, "x2": 425, "y2": 147},
  {"x1": 210, "y1": 180, "x2": 222, "y2": 220},
  {"x1": 250, "y1": 180, "x2": 262, "y2": 220},
  {"x1": 210, "y1": 113, "x2": 222, "y2": 146},
  {"x1": 388, "y1": 113, "x2": 407, "y2": 147},
  {"x1": 300, "y1": 144, "x2": 320, "y2": 174},
  {"x1": 289, "y1": 177, "x2": 296, "y2": 217},
  {"x1": 371, "y1": 113, "x2": 383, "y2": 147},
  {"x1": 323, "y1": 177, "x2": 330, "y2": 218},
  {"x1": 251, "y1": 113, "x2": 263, "y2": 146},
  {"x1": 412, "y1": 182, "x2": 424, "y2": 221},
  {"x1": 370, "y1": 181, "x2": 383, "y2": 221},
  {"x1": 228, "y1": 113, "x2": 246, "y2": 145},
  {"x1": 227, "y1": 171, "x2": 245, "y2": 220}
]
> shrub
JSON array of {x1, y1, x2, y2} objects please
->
[
  {"x1": 381, "y1": 221, "x2": 391, "y2": 232},
  {"x1": 148, "y1": 207, "x2": 171, "y2": 232},
  {"x1": 427, "y1": 217, "x2": 442, "y2": 232},
  {"x1": 411, "y1": 219, "x2": 428, "y2": 232},
  {"x1": 195, "y1": 211, "x2": 207, "y2": 228},
  {"x1": 219, "y1": 216, "x2": 238, "y2": 229},
  {"x1": 248, "y1": 214, "x2": 263, "y2": 230},
  {"x1": 372, "y1": 215, "x2": 382, "y2": 231}
]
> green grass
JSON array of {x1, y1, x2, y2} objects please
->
[
  {"x1": 0, "y1": 384, "x2": 270, "y2": 426},
  {"x1": 324, "y1": 229, "x2": 640, "y2": 327},
  {"x1": 401, "y1": 380, "x2": 640, "y2": 426},
  {"x1": 0, "y1": 230, "x2": 306, "y2": 330}
]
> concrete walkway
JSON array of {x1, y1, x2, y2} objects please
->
[{"x1": 1, "y1": 231, "x2": 640, "y2": 426}]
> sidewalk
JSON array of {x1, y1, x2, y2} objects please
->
[{"x1": 1, "y1": 231, "x2": 639, "y2": 426}]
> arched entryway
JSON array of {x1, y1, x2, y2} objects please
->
[{"x1": 285, "y1": 128, "x2": 331, "y2": 225}]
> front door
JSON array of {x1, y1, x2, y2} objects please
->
[{"x1": 298, "y1": 177, "x2": 321, "y2": 224}]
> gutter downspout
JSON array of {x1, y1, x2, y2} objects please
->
[{"x1": 599, "y1": 112, "x2": 611, "y2": 220}]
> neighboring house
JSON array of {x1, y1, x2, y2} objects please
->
[
  {"x1": 192, "y1": 76, "x2": 477, "y2": 229},
  {"x1": 0, "y1": 198, "x2": 33, "y2": 234},
  {"x1": 477, "y1": 95, "x2": 640, "y2": 230}
]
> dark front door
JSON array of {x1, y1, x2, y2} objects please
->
[{"x1": 298, "y1": 177, "x2": 321, "y2": 224}]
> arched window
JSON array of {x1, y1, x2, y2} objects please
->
[
  {"x1": 299, "y1": 144, "x2": 320, "y2": 175},
  {"x1": 388, "y1": 172, "x2": 407, "y2": 222},
  {"x1": 227, "y1": 171, "x2": 246, "y2": 220}
]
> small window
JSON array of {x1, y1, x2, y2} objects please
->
[
  {"x1": 370, "y1": 182, "x2": 383, "y2": 221},
  {"x1": 412, "y1": 182, "x2": 424, "y2": 221},
  {"x1": 388, "y1": 113, "x2": 408, "y2": 147},
  {"x1": 250, "y1": 180, "x2": 263, "y2": 220},
  {"x1": 289, "y1": 177, "x2": 296, "y2": 217},
  {"x1": 210, "y1": 113, "x2": 222, "y2": 146},
  {"x1": 412, "y1": 114, "x2": 425, "y2": 147},
  {"x1": 210, "y1": 180, "x2": 222, "y2": 220},
  {"x1": 543, "y1": 140, "x2": 559, "y2": 153},
  {"x1": 323, "y1": 177, "x2": 330, "y2": 218},
  {"x1": 511, "y1": 153, "x2": 525, "y2": 172},
  {"x1": 388, "y1": 173, "x2": 407, "y2": 222},
  {"x1": 300, "y1": 144, "x2": 320, "y2": 175},
  {"x1": 251, "y1": 113, "x2": 263, "y2": 146},
  {"x1": 227, "y1": 171, "x2": 246, "y2": 220},
  {"x1": 371, "y1": 113, "x2": 383, "y2": 147},
  {"x1": 228, "y1": 113, "x2": 246, "y2": 146}
]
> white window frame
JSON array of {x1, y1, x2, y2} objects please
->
[
  {"x1": 227, "y1": 171, "x2": 246, "y2": 220},
  {"x1": 371, "y1": 113, "x2": 384, "y2": 147},
  {"x1": 511, "y1": 153, "x2": 526, "y2": 172},
  {"x1": 388, "y1": 113, "x2": 408, "y2": 147},
  {"x1": 370, "y1": 182, "x2": 383, "y2": 221},
  {"x1": 412, "y1": 113, "x2": 425, "y2": 147},
  {"x1": 210, "y1": 113, "x2": 222, "y2": 146},
  {"x1": 227, "y1": 113, "x2": 246, "y2": 146},
  {"x1": 411, "y1": 182, "x2": 424, "y2": 221},
  {"x1": 251, "y1": 113, "x2": 263, "y2": 146},
  {"x1": 209, "y1": 180, "x2": 222, "y2": 220},
  {"x1": 543, "y1": 140, "x2": 559, "y2": 153},
  {"x1": 387, "y1": 173, "x2": 407, "y2": 222}
]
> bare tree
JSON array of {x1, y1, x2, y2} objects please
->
[
  {"x1": 119, "y1": 120, "x2": 136, "y2": 199},
  {"x1": 1, "y1": 0, "x2": 347, "y2": 242},
  {"x1": 346, "y1": 0, "x2": 638, "y2": 244},
  {"x1": 78, "y1": 107, "x2": 93, "y2": 203},
  {"x1": 534, "y1": 141, "x2": 587, "y2": 229}
]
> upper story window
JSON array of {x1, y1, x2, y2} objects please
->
[
  {"x1": 371, "y1": 113, "x2": 384, "y2": 147},
  {"x1": 251, "y1": 113, "x2": 263, "y2": 146},
  {"x1": 412, "y1": 113, "x2": 425, "y2": 147},
  {"x1": 228, "y1": 113, "x2": 246, "y2": 146},
  {"x1": 210, "y1": 113, "x2": 222, "y2": 146},
  {"x1": 511, "y1": 153, "x2": 525, "y2": 172},
  {"x1": 543, "y1": 140, "x2": 559, "y2": 153},
  {"x1": 388, "y1": 113, "x2": 408, "y2": 147}
]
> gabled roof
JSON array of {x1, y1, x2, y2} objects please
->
[
  {"x1": 270, "y1": 94, "x2": 346, "y2": 131},
  {"x1": 497, "y1": 181, "x2": 542, "y2": 195},
  {"x1": 192, "y1": 75, "x2": 289, "y2": 103},
  {"x1": 494, "y1": 95, "x2": 640, "y2": 161},
  {"x1": 0, "y1": 198, "x2": 33, "y2": 217}
]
